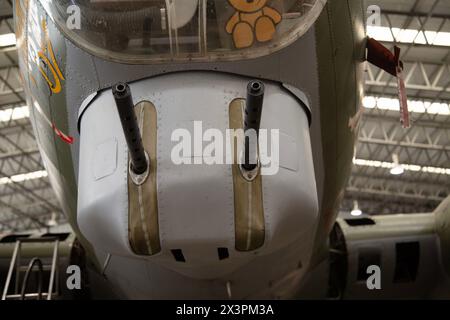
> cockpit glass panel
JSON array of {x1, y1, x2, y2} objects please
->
[{"x1": 48, "y1": 0, "x2": 326, "y2": 63}]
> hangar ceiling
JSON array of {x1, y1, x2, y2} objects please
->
[
  {"x1": 0, "y1": 0, "x2": 448, "y2": 231},
  {"x1": 342, "y1": 0, "x2": 450, "y2": 215}
]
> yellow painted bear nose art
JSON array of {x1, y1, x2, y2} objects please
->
[{"x1": 226, "y1": 0, "x2": 282, "y2": 49}]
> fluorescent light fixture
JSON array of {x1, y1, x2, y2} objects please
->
[
  {"x1": 46, "y1": 212, "x2": 58, "y2": 227},
  {"x1": 0, "y1": 106, "x2": 30, "y2": 123},
  {"x1": 363, "y1": 96, "x2": 450, "y2": 116},
  {"x1": 46, "y1": 219, "x2": 58, "y2": 227},
  {"x1": 367, "y1": 26, "x2": 450, "y2": 46},
  {"x1": 353, "y1": 158, "x2": 450, "y2": 176},
  {"x1": 0, "y1": 33, "x2": 16, "y2": 47},
  {"x1": 0, "y1": 170, "x2": 48, "y2": 185},
  {"x1": 390, "y1": 154, "x2": 404, "y2": 176},
  {"x1": 351, "y1": 201, "x2": 363, "y2": 217},
  {"x1": 390, "y1": 166, "x2": 405, "y2": 176}
]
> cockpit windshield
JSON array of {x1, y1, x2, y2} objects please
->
[{"x1": 47, "y1": 0, "x2": 326, "y2": 63}]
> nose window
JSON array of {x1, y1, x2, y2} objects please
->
[{"x1": 47, "y1": 0, "x2": 325, "y2": 63}]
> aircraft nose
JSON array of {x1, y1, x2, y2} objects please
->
[{"x1": 77, "y1": 72, "x2": 318, "y2": 280}]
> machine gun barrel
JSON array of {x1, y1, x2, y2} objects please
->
[
  {"x1": 112, "y1": 82, "x2": 148, "y2": 175},
  {"x1": 242, "y1": 80, "x2": 265, "y2": 171}
]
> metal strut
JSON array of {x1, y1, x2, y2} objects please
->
[
  {"x1": 1, "y1": 238, "x2": 60, "y2": 300},
  {"x1": 20, "y1": 258, "x2": 43, "y2": 300}
]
